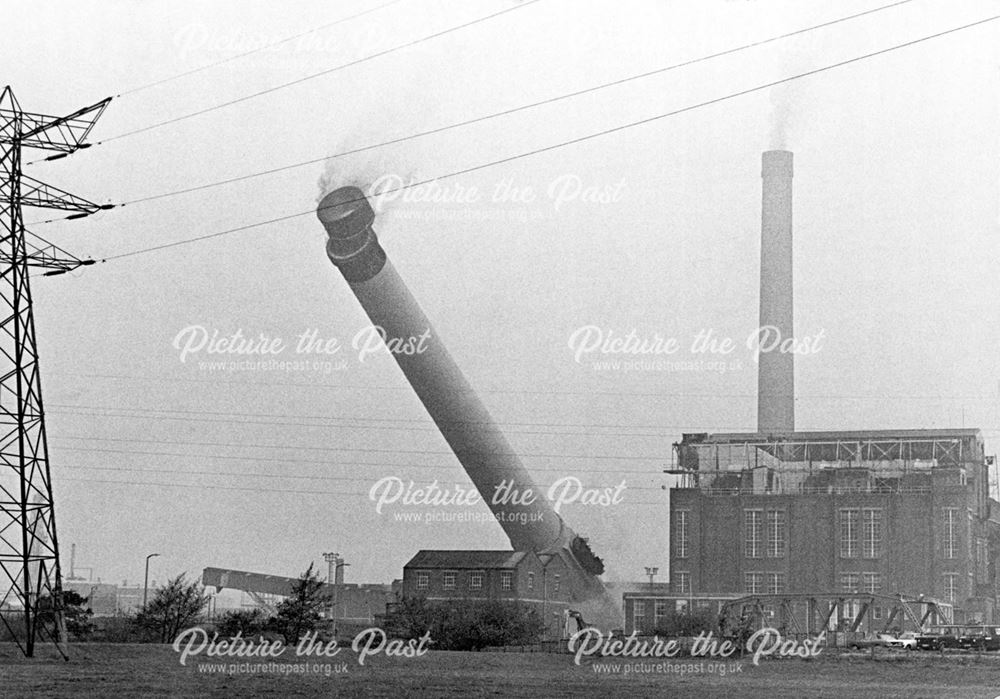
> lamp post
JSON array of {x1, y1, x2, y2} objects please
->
[{"x1": 143, "y1": 553, "x2": 160, "y2": 608}]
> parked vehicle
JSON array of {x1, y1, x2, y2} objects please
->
[
  {"x1": 848, "y1": 633, "x2": 893, "y2": 650},
  {"x1": 882, "y1": 632, "x2": 917, "y2": 650},
  {"x1": 916, "y1": 625, "x2": 1000, "y2": 651},
  {"x1": 957, "y1": 625, "x2": 1000, "y2": 651},
  {"x1": 915, "y1": 627, "x2": 961, "y2": 651}
]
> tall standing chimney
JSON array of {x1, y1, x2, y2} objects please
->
[{"x1": 757, "y1": 150, "x2": 794, "y2": 433}]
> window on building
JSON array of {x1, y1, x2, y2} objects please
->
[
  {"x1": 943, "y1": 508, "x2": 959, "y2": 559},
  {"x1": 872, "y1": 606, "x2": 883, "y2": 620},
  {"x1": 840, "y1": 572, "x2": 860, "y2": 593},
  {"x1": 767, "y1": 572, "x2": 785, "y2": 595},
  {"x1": 527, "y1": 572, "x2": 535, "y2": 591},
  {"x1": 470, "y1": 571, "x2": 484, "y2": 590},
  {"x1": 840, "y1": 509, "x2": 859, "y2": 558},
  {"x1": 744, "y1": 572, "x2": 764, "y2": 594},
  {"x1": 943, "y1": 572, "x2": 959, "y2": 603},
  {"x1": 654, "y1": 600, "x2": 668, "y2": 626},
  {"x1": 500, "y1": 571, "x2": 513, "y2": 591},
  {"x1": 862, "y1": 509, "x2": 882, "y2": 559},
  {"x1": 633, "y1": 600, "x2": 646, "y2": 630},
  {"x1": 675, "y1": 510, "x2": 690, "y2": 559},
  {"x1": 553, "y1": 574, "x2": 560, "y2": 593},
  {"x1": 862, "y1": 572, "x2": 881, "y2": 594},
  {"x1": 745, "y1": 510, "x2": 763, "y2": 558},
  {"x1": 767, "y1": 509, "x2": 786, "y2": 558},
  {"x1": 416, "y1": 572, "x2": 429, "y2": 590},
  {"x1": 977, "y1": 538, "x2": 989, "y2": 585},
  {"x1": 674, "y1": 571, "x2": 690, "y2": 595},
  {"x1": 442, "y1": 571, "x2": 456, "y2": 589}
]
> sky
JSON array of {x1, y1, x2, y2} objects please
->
[{"x1": 2, "y1": 0, "x2": 999, "y2": 598}]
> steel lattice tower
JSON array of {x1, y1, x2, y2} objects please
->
[{"x1": 0, "y1": 86, "x2": 110, "y2": 658}]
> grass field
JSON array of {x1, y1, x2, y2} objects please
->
[{"x1": 4, "y1": 643, "x2": 1000, "y2": 697}]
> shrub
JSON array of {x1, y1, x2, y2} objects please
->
[
  {"x1": 392, "y1": 597, "x2": 544, "y2": 651},
  {"x1": 216, "y1": 608, "x2": 270, "y2": 638}
]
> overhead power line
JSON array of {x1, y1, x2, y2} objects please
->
[
  {"x1": 102, "y1": 0, "x2": 913, "y2": 208},
  {"x1": 51, "y1": 435, "x2": 668, "y2": 474},
  {"x1": 46, "y1": 403, "x2": 1000, "y2": 436},
  {"x1": 56, "y1": 474, "x2": 670, "y2": 505},
  {"x1": 100, "y1": 12, "x2": 1000, "y2": 262},
  {"x1": 22, "y1": 0, "x2": 914, "y2": 227},
  {"x1": 96, "y1": 0, "x2": 542, "y2": 145},
  {"x1": 49, "y1": 371, "x2": 1000, "y2": 402},
  {"x1": 51, "y1": 440, "x2": 666, "y2": 463},
  {"x1": 48, "y1": 408, "x2": 676, "y2": 438},
  {"x1": 114, "y1": 0, "x2": 406, "y2": 98},
  {"x1": 57, "y1": 461, "x2": 659, "y2": 489},
  {"x1": 45, "y1": 400, "x2": 703, "y2": 433}
]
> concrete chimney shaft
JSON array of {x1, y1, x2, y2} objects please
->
[
  {"x1": 758, "y1": 150, "x2": 794, "y2": 434},
  {"x1": 316, "y1": 187, "x2": 604, "y2": 584}
]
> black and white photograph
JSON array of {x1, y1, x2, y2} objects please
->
[{"x1": 1, "y1": 0, "x2": 999, "y2": 696}]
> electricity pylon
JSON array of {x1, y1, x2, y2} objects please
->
[{"x1": 0, "y1": 86, "x2": 110, "y2": 657}]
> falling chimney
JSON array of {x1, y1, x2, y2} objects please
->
[
  {"x1": 316, "y1": 186, "x2": 607, "y2": 602},
  {"x1": 758, "y1": 150, "x2": 794, "y2": 434}
]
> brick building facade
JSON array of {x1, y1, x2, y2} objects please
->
[
  {"x1": 659, "y1": 429, "x2": 1000, "y2": 628},
  {"x1": 401, "y1": 550, "x2": 571, "y2": 635}
]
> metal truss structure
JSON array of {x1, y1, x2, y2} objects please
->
[
  {"x1": 0, "y1": 85, "x2": 110, "y2": 657},
  {"x1": 674, "y1": 431, "x2": 983, "y2": 475},
  {"x1": 720, "y1": 592, "x2": 954, "y2": 637}
]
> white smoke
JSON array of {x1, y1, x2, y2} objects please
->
[
  {"x1": 315, "y1": 129, "x2": 419, "y2": 208},
  {"x1": 766, "y1": 35, "x2": 814, "y2": 150},
  {"x1": 313, "y1": 0, "x2": 536, "y2": 213},
  {"x1": 768, "y1": 82, "x2": 793, "y2": 150}
]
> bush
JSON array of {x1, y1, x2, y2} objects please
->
[
  {"x1": 6, "y1": 591, "x2": 96, "y2": 642},
  {"x1": 216, "y1": 608, "x2": 270, "y2": 638},
  {"x1": 392, "y1": 597, "x2": 544, "y2": 651},
  {"x1": 270, "y1": 564, "x2": 331, "y2": 644},
  {"x1": 61, "y1": 590, "x2": 96, "y2": 640},
  {"x1": 135, "y1": 574, "x2": 210, "y2": 643},
  {"x1": 0, "y1": 614, "x2": 26, "y2": 642}
]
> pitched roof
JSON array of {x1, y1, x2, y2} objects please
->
[{"x1": 404, "y1": 550, "x2": 531, "y2": 570}]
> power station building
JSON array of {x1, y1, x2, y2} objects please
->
[
  {"x1": 661, "y1": 428, "x2": 1000, "y2": 625},
  {"x1": 624, "y1": 150, "x2": 1000, "y2": 635}
]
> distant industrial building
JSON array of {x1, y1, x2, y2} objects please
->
[
  {"x1": 62, "y1": 581, "x2": 118, "y2": 616},
  {"x1": 61, "y1": 581, "x2": 145, "y2": 616},
  {"x1": 201, "y1": 566, "x2": 396, "y2": 626},
  {"x1": 627, "y1": 151, "x2": 1000, "y2": 635},
  {"x1": 651, "y1": 428, "x2": 1000, "y2": 631}
]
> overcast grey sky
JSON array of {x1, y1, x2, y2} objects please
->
[{"x1": 3, "y1": 0, "x2": 999, "y2": 593}]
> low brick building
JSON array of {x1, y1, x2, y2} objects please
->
[{"x1": 402, "y1": 550, "x2": 571, "y2": 635}]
